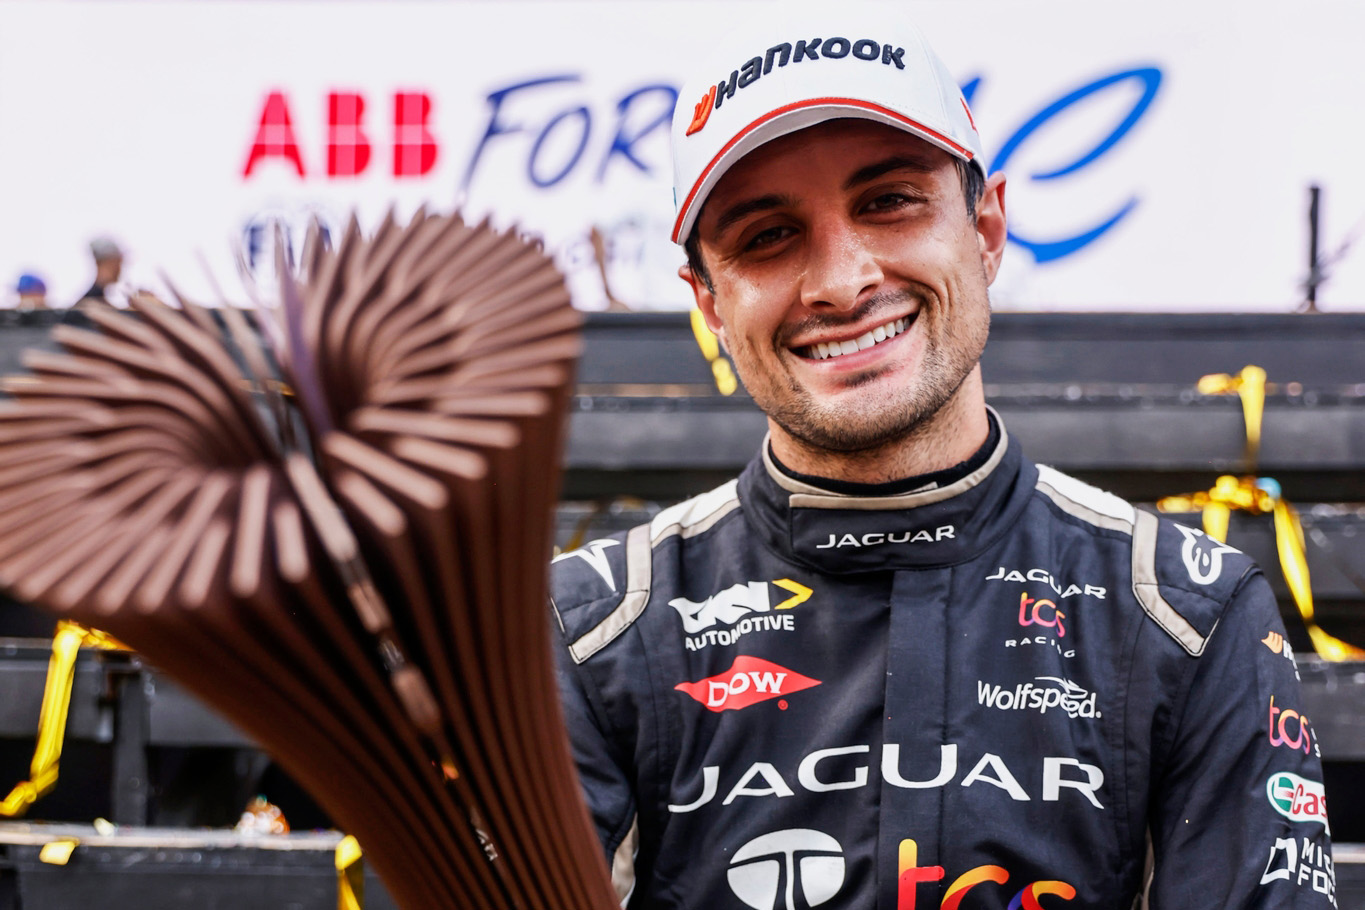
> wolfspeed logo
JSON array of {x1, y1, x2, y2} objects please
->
[
  {"x1": 669, "y1": 578, "x2": 812, "y2": 651},
  {"x1": 977, "y1": 677, "x2": 1101, "y2": 718},
  {"x1": 728, "y1": 829, "x2": 845, "y2": 910},
  {"x1": 668, "y1": 742, "x2": 1104, "y2": 813},
  {"x1": 674, "y1": 656, "x2": 821, "y2": 712},
  {"x1": 1267, "y1": 772, "x2": 1330, "y2": 832}
]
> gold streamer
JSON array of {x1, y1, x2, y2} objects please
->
[
  {"x1": 690, "y1": 309, "x2": 738, "y2": 396},
  {"x1": 0, "y1": 622, "x2": 127, "y2": 818},
  {"x1": 1157, "y1": 364, "x2": 1362, "y2": 660},
  {"x1": 336, "y1": 834, "x2": 365, "y2": 910},
  {"x1": 1197, "y1": 365, "x2": 1266, "y2": 470}
]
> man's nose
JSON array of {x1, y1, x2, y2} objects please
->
[{"x1": 799, "y1": 219, "x2": 883, "y2": 312}]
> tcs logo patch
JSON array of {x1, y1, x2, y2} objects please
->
[
  {"x1": 897, "y1": 839, "x2": 1076, "y2": 909},
  {"x1": 1268, "y1": 696, "x2": 1315, "y2": 755},
  {"x1": 1018, "y1": 593, "x2": 1065, "y2": 637}
]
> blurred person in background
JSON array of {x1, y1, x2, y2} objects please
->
[
  {"x1": 15, "y1": 273, "x2": 48, "y2": 309},
  {"x1": 76, "y1": 236, "x2": 124, "y2": 307}
]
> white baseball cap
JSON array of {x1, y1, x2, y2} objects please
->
[{"x1": 670, "y1": 12, "x2": 983, "y2": 245}]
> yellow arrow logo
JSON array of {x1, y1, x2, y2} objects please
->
[{"x1": 773, "y1": 578, "x2": 812, "y2": 610}]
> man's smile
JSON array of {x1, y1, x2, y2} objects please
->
[{"x1": 792, "y1": 313, "x2": 918, "y2": 362}]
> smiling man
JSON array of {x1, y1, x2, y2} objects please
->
[{"x1": 552, "y1": 13, "x2": 1333, "y2": 909}]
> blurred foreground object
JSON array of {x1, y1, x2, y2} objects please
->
[{"x1": 0, "y1": 211, "x2": 617, "y2": 908}]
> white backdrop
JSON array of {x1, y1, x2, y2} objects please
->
[{"x1": 2, "y1": 0, "x2": 1363, "y2": 311}]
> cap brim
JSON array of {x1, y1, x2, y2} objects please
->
[{"x1": 671, "y1": 97, "x2": 977, "y2": 244}]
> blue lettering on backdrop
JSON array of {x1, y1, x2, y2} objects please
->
[
  {"x1": 465, "y1": 77, "x2": 677, "y2": 190},
  {"x1": 462, "y1": 65, "x2": 1161, "y2": 263},
  {"x1": 463, "y1": 75, "x2": 580, "y2": 190},
  {"x1": 989, "y1": 67, "x2": 1163, "y2": 263},
  {"x1": 598, "y1": 84, "x2": 678, "y2": 181}
]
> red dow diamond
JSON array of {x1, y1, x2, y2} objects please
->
[{"x1": 674, "y1": 656, "x2": 821, "y2": 712}]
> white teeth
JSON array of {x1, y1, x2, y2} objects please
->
[{"x1": 804, "y1": 315, "x2": 912, "y2": 360}]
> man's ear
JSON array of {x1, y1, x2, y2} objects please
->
[
  {"x1": 679, "y1": 263, "x2": 728, "y2": 351},
  {"x1": 975, "y1": 171, "x2": 1008, "y2": 285}
]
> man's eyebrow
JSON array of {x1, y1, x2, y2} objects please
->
[
  {"x1": 843, "y1": 155, "x2": 937, "y2": 190},
  {"x1": 710, "y1": 194, "x2": 791, "y2": 238}
]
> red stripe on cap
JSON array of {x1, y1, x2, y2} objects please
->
[{"x1": 672, "y1": 96, "x2": 974, "y2": 242}]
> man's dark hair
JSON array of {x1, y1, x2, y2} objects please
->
[{"x1": 684, "y1": 157, "x2": 987, "y2": 294}]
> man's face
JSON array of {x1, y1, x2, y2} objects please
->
[{"x1": 684, "y1": 119, "x2": 1006, "y2": 456}]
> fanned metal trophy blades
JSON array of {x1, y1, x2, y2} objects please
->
[{"x1": 0, "y1": 211, "x2": 618, "y2": 909}]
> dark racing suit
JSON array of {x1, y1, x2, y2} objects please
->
[{"x1": 551, "y1": 418, "x2": 1335, "y2": 909}]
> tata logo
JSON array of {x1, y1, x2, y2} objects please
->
[
  {"x1": 897, "y1": 838, "x2": 1077, "y2": 910},
  {"x1": 669, "y1": 578, "x2": 812, "y2": 651},
  {"x1": 674, "y1": 656, "x2": 820, "y2": 713},
  {"x1": 977, "y1": 677, "x2": 1100, "y2": 719},
  {"x1": 1174, "y1": 525, "x2": 1239, "y2": 585},
  {"x1": 1267, "y1": 773, "x2": 1330, "y2": 832},
  {"x1": 1268, "y1": 696, "x2": 1315, "y2": 755},
  {"x1": 727, "y1": 828, "x2": 845, "y2": 910},
  {"x1": 668, "y1": 742, "x2": 1104, "y2": 814},
  {"x1": 814, "y1": 526, "x2": 954, "y2": 549}
]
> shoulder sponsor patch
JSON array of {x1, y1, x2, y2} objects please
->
[
  {"x1": 1174, "y1": 524, "x2": 1239, "y2": 585},
  {"x1": 1267, "y1": 772, "x2": 1330, "y2": 832},
  {"x1": 552, "y1": 537, "x2": 621, "y2": 590}
]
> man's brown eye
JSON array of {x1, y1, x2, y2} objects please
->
[
  {"x1": 746, "y1": 226, "x2": 792, "y2": 250},
  {"x1": 867, "y1": 193, "x2": 910, "y2": 212}
]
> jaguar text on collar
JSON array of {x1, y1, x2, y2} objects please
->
[{"x1": 814, "y1": 526, "x2": 955, "y2": 549}]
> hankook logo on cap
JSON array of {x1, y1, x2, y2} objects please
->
[{"x1": 728, "y1": 828, "x2": 845, "y2": 910}]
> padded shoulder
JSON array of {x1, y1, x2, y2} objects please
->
[
  {"x1": 1130, "y1": 510, "x2": 1255, "y2": 656},
  {"x1": 1035, "y1": 465, "x2": 1251, "y2": 657},
  {"x1": 550, "y1": 479, "x2": 741, "y2": 665}
]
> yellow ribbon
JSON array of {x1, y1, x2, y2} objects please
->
[
  {"x1": 689, "y1": 309, "x2": 738, "y2": 396},
  {"x1": 336, "y1": 834, "x2": 365, "y2": 910},
  {"x1": 1197, "y1": 365, "x2": 1266, "y2": 470},
  {"x1": 1156, "y1": 364, "x2": 1362, "y2": 660},
  {"x1": 0, "y1": 621, "x2": 127, "y2": 818},
  {"x1": 1271, "y1": 496, "x2": 1364, "y2": 661}
]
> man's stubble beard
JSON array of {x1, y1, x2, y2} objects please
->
[{"x1": 738, "y1": 295, "x2": 989, "y2": 456}]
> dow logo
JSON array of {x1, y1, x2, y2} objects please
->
[{"x1": 727, "y1": 829, "x2": 845, "y2": 910}]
